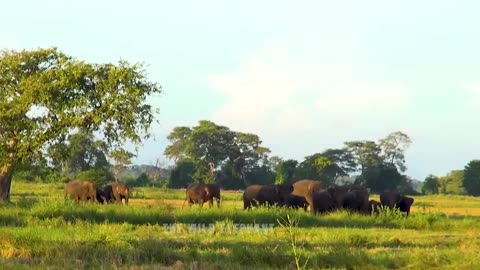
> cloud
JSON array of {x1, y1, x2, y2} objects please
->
[{"x1": 207, "y1": 41, "x2": 409, "y2": 141}]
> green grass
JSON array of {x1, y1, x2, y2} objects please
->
[{"x1": 1, "y1": 182, "x2": 480, "y2": 269}]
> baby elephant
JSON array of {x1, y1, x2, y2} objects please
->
[{"x1": 368, "y1": 199, "x2": 382, "y2": 215}]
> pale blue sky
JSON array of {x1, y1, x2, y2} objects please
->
[{"x1": 2, "y1": 1, "x2": 479, "y2": 180}]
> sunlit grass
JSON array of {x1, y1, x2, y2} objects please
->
[{"x1": 1, "y1": 182, "x2": 480, "y2": 269}]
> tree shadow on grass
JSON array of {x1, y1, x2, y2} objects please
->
[
  {"x1": 27, "y1": 205, "x2": 473, "y2": 232},
  {"x1": 0, "y1": 237, "x2": 433, "y2": 270}
]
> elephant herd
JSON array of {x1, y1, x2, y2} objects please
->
[
  {"x1": 184, "y1": 179, "x2": 414, "y2": 216},
  {"x1": 243, "y1": 179, "x2": 415, "y2": 216},
  {"x1": 64, "y1": 178, "x2": 414, "y2": 216},
  {"x1": 64, "y1": 179, "x2": 130, "y2": 205}
]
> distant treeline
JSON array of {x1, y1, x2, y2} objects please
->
[{"x1": 13, "y1": 121, "x2": 480, "y2": 196}]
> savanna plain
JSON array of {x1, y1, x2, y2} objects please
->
[{"x1": 1, "y1": 182, "x2": 480, "y2": 270}]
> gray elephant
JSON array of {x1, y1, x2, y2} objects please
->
[
  {"x1": 340, "y1": 185, "x2": 370, "y2": 214},
  {"x1": 380, "y1": 191, "x2": 414, "y2": 216},
  {"x1": 286, "y1": 194, "x2": 308, "y2": 211},
  {"x1": 311, "y1": 189, "x2": 336, "y2": 214},
  {"x1": 103, "y1": 182, "x2": 130, "y2": 205},
  {"x1": 291, "y1": 179, "x2": 322, "y2": 212},
  {"x1": 326, "y1": 185, "x2": 350, "y2": 209},
  {"x1": 184, "y1": 183, "x2": 221, "y2": 208},
  {"x1": 64, "y1": 180, "x2": 97, "y2": 203},
  {"x1": 243, "y1": 184, "x2": 294, "y2": 209}
]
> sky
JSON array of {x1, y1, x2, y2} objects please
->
[{"x1": 1, "y1": 1, "x2": 479, "y2": 180}]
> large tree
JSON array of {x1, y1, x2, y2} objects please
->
[
  {"x1": 47, "y1": 129, "x2": 111, "y2": 182},
  {"x1": 274, "y1": 159, "x2": 298, "y2": 184},
  {"x1": 295, "y1": 148, "x2": 356, "y2": 185},
  {"x1": 344, "y1": 140, "x2": 382, "y2": 174},
  {"x1": 164, "y1": 120, "x2": 270, "y2": 185},
  {"x1": 354, "y1": 163, "x2": 404, "y2": 193},
  {"x1": 463, "y1": 160, "x2": 480, "y2": 196},
  {"x1": 0, "y1": 48, "x2": 162, "y2": 201},
  {"x1": 379, "y1": 131, "x2": 412, "y2": 172},
  {"x1": 422, "y1": 174, "x2": 439, "y2": 195},
  {"x1": 437, "y1": 170, "x2": 465, "y2": 195}
]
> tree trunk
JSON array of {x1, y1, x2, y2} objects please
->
[{"x1": 0, "y1": 164, "x2": 14, "y2": 201}]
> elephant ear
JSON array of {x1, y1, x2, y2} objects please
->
[
  {"x1": 404, "y1": 196, "x2": 414, "y2": 206},
  {"x1": 283, "y1": 184, "x2": 294, "y2": 194}
]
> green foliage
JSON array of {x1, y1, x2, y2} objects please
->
[
  {"x1": 109, "y1": 149, "x2": 135, "y2": 181},
  {"x1": 0, "y1": 47, "x2": 162, "y2": 199},
  {"x1": 125, "y1": 172, "x2": 160, "y2": 187},
  {"x1": 2, "y1": 183, "x2": 480, "y2": 269},
  {"x1": 463, "y1": 160, "x2": 480, "y2": 196},
  {"x1": 355, "y1": 163, "x2": 404, "y2": 193},
  {"x1": 246, "y1": 165, "x2": 276, "y2": 186},
  {"x1": 344, "y1": 140, "x2": 383, "y2": 172},
  {"x1": 278, "y1": 214, "x2": 310, "y2": 270},
  {"x1": 164, "y1": 120, "x2": 271, "y2": 186},
  {"x1": 422, "y1": 174, "x2": 440, "y2": 195},
  {"x1": 294, "y1": 149, "x2": 356, "y2": 185},
  {"x1": 47, "y1": 130, "x2": 111, "y2": 179},
  {"x1": 378, "y1": 131, "x2": 412, "y2": 173},
  {"x1": 169, "y1": 159, "x2": 195, "y2": 188},
  {"x1": 275, "y1": 159, "x2": 298, "y2": 184},
  {"x1": 438, "y1": 170, "x2": 465, "y2": 195},
  {"x1": 75, "y1": 168, "x2": 112, "y2": 185}
]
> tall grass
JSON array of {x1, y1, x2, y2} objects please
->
[{"x1": 1, "y1": 183, "x2": 480, "y2": 269}]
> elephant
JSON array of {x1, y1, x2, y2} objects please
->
[
  {"x1": 103, "y1": 182, "x2": 130, "y2": 205},
  {"x1": 205, "y1": 183, "x2": 221, "y2": 208},
  {"x1": 286, "y1": 194, "x2": 308, "y2": 211},
  {"x1": 291, "y1": 179, "x2": 322, "y2": 212},
  {"x1": 326, "y1": 185, "x2": 350, "y2": 209},
  {"x1": 243, "y1": 184, "x2": 294, "y2": 209},
  {"x1": 340, "y1": 185, "x2": 370, "y2": 214},
  {"x1": 311, "y1": 189, "x2": 336, "y2": 214},
  {"x1": 380, "y1": 191, "x2": 414, "y2": 216},
  {"x1": 96, "y1": 187, "x2": 108, "y2": 204},
  {"x1": 368, "y1": 199, "x2": 382, "y2": 215},
  {"x1": 184, "y1": 183, "x2": 221, "y2": 208},
  {"x1": 64, "y1": 180, "x2": 97, "y2": 203}
]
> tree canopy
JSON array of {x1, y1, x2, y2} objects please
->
[
  {"x1": 463, "y1": 160, "x2": 480, "y2": 196},
  {"x1": 164, "y1": 120, "x2": 271, "y2": 185},
  {"x1": 0, "y1": 47, "x2": 162, "y2": 200}
]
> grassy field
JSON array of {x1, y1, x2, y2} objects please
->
[{"x1": 1, "y1": 182, "x2": 480, "y2": 269}]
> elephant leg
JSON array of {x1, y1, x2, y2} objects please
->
[{"x1": 305, "y1": 196, "x2": 315, "y2": 213}]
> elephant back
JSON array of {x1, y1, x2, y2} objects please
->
[
  {"x1": 380, "y1": 191, "x2": 401, "y2": 207},
  {"x1": 186, "y1": 183, "x2": 208, "y2": 201},
  {"x1": 292, "y1": 180, "x2": 322, "y2": 197}
]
